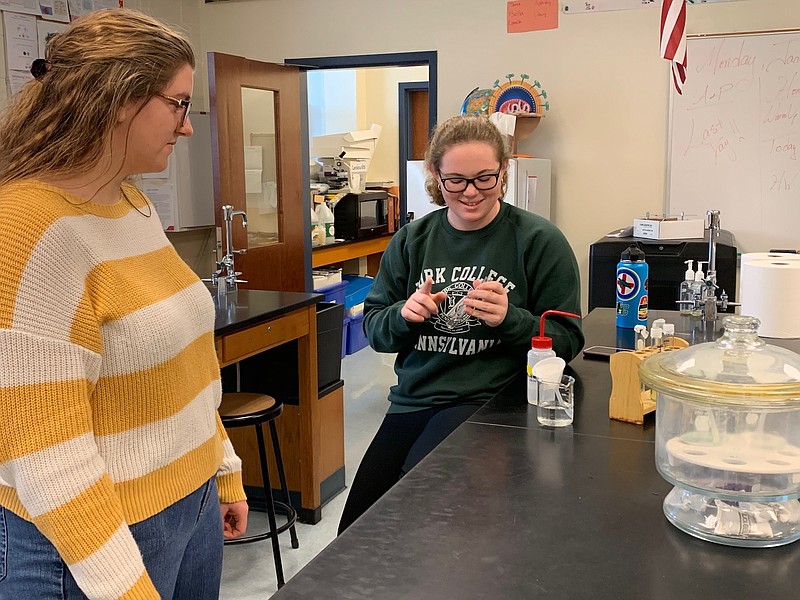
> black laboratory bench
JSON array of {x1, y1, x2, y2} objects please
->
[
  {"x1": 212, "y1": 288, "x2": 321, "y2": 337},
  {"x1": 213, "y1": 289, "x2": 348, "y2": 523},
  {"x1": 271, "y1": 308, "x2": 800, "y2": 599}
]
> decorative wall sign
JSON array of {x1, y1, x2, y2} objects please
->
[{"x1": 461, "y1": 73, "x2": 549, "y2": 116}]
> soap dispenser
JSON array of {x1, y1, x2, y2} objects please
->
[
  {"x1": 690, "y1": 261, "x2": 707, "y2": 318},
  {"x1": 679, "y1": 259, "x2": 695, "y2": 315}
]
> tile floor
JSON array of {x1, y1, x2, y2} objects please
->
[{"x1": 219, "y1": 346, "x2": 396, "y2": 599}]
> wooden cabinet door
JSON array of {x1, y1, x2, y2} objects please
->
[{"x1": 208, "y1": 52, "x2": 305, "y2": 292}]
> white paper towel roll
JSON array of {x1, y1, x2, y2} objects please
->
[
  {"x1": 741, "y1": 252, "x2": 800, "y2": 263},
  {"x1": 740, "y1": 258, "x2": 800, "y2": 338}
]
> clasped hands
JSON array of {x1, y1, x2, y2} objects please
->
[{"x1": 401, "y1": 277, "x2": 508, "y2": 327}]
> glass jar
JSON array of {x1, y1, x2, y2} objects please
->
[{"x1": 639, "y1": 315, "x2": 800, "y2": 547}]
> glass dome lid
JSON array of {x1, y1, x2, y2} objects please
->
[{"x1": 639, "y1": 315, "x2": 800, "y2": 406}]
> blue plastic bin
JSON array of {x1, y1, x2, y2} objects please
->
[
  {"x1": 314, "y1": 280, "x2": 348, "y2": 305},
  {"x1": 341, "y1": 317, "x2": 350, "y2": 359},
  {"x1": 346, "y1": 313, "x2": 368, "y2": 355},
  {"x1": 343, "y1": 275, "x2": 374, "y2": 310}
]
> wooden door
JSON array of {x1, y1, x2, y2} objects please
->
[
  {"x1": 208, "y1": 52, "x2": 305, "y2": 292},
  {"x1": 398, "y1": 82, "x2": 430, "y2": 226}
]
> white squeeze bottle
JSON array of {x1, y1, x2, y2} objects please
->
[
  {"x1": 316, "y1": 200, "x2": 335, "y2": 245},
  {"x1": 527, "y1": 336, "x2": 555, "y2": 406},
  {"x1": 527, "y1": 309, "x2": 581, "y2": 405}
]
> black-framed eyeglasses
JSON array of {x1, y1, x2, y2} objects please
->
[
  {"x1": 156, "y1": 92, "x2": 191, "y2": 127},
  {"x1": 438, "y1": 171, "x2": 501, "y2": 193}
]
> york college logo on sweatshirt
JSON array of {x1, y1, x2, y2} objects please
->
[{"x1": 412, "y1": 265, "x2": 516, "y2": 355}]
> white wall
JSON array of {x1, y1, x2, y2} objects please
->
[
  {"x1": 7, "y1": 0, "x2": 797, "y2": 311},
  {"x1": 362, "y1": 66, "x2": 428, "y2": 183},
  {"x1": 186, "y1": 0, "x2": 800, "y2": 312}
]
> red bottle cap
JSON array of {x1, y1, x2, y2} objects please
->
[
  {"x1": 531, "y1": 336, "x2": 553, "y2": 350},
  {"x1": 531, "y1": 309, "x2": 582, "y2": 349}
]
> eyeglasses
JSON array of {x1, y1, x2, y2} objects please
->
[
  {"x1": 156, "y1": 92, "x2": 191, "y2": 128},
  {"x1": 438, "y1": 171, "x2": 501, "y2": 193}
]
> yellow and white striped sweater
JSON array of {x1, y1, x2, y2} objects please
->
[{"x1": 0, "y1": 181, "x2": 246, "y2": 599}]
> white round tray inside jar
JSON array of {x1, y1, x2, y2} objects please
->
[{"x1": 639, "y1": 315, "x2": 800, "y2": 548}]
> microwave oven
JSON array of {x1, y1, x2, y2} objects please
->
[{"x1": 333, "y1": 191, "x2": 389, "y2": 240}]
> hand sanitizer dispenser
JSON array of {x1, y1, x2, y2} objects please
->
[
  {"x1": 690, "y1": 261, "x2": 707, "y2": 318},
  {"x1": 679, "y1": 260, "x2": 695, "y2": 315}
]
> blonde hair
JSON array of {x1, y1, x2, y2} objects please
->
[
  {"x1": 0, "y1": 9, "x2": 195, "y2": 184},
  {"x1": 424, "y1": 114, "x2": 511, "y2": 207}
]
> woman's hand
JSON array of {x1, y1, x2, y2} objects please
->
[
  {"x1": 464, "y1": 279, "x2": 508, "y2": 327},
  {"x1": 220, "y1": 500, "x2": 249, "y2": 540},
  {"x1": 401, "y1": 277, "x2": 447, "y2": 323}
]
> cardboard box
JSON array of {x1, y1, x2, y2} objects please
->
[{"x1": 633, "y1": 218, "x2": 705, "y2": 240}]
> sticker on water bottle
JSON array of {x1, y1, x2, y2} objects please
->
[
  {"x1": 638, "y1": 295, "x2": 648, "y2": 320},
  {"x1": 616, "y1": 267, "x2": 641, "y2": 300}
]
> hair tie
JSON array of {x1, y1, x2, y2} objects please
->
[{"x1": 30, "y1": 59, "x2": 52, "y2": 80}]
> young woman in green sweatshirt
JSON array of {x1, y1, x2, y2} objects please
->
[{"x1": 338, "y1": 114, "x2": 584, "y2": 534}]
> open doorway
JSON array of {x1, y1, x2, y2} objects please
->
[{"x1": 285, "y1": 52, "x2": 437, "y2": 227}]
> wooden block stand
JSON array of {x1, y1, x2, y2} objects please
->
[{"x1": 608, "y1": 338, "x2": 689, "y2": 425}]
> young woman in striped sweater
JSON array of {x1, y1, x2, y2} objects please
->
[{"x1": 0, "y1": 9, "x2": 247, "y2": 600}]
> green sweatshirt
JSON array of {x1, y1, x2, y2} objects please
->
[{"x1": 364, "y1": 201, "x2": 584, "y2": 413}]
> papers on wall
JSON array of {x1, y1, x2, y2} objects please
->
[
  {"x1": 562, "y1": 0, "x2": 655, "y2": 13},
  {"x1": 37, "y1": 19, "x2": 67, "y2": 57},
  {"x1": 67, "y1": 0, "x2": 119, "y2": 20},
  {"x1": 507, "y1": 0, "x2": 558, "y2": 33},
  {"x1": 0, "y1": 1, "x2": 39, "y2": 17},
  {"x1": 562, "y1": 0, "x2": 743, "y2": 13},
  {"x1": 2, "y1": 3, "x2": 71, "y2": 96},
  {"x1": 38, "y1": 0, "x2": 70, "y2": 22},
  {"x1": 142, "y1": 182, "x2": 176, "y2": 231},
  {"x1": 3, "y1": 11, "x2": 36, "y2": 94},
  {"x1": 0, "y1": 0, "x2": 70, "y2": 20}
]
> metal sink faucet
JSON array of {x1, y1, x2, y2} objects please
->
[
  {"x1": 204, "y1": 205, "x2": 248, "y2": 298},
  {"x1": 675, "y1": 210, "x2": 739, "y2": 321}
]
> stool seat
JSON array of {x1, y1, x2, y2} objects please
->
[
  {"x1": 219, "y1": 392, "x2": 282, "y2": 426},
  {"x1": 220, "y1": 391, "x2": 298, "y2": 588}
]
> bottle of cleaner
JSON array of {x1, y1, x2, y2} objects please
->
[
  {"x1": 527, "y1": 309, "x2": 581, "y2": 405},
  {"x1": 310, "y1": 206, "x2": 322, "y2": 247},
  {"x1": 678, "y1": 260, "x2": 695, "y2": 315},
  {"x1": 315, "y1": 200, "x2": 335, "y2": 245},
  {"x1": 615, "y1": 245, "x2": 648, "y2": 329}
]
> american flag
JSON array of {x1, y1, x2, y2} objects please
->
[{"x1": 660, "y1": 0, "x2": 687, "y2": 94}]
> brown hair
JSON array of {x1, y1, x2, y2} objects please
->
[
  {"x1": 424, "y1": 114, "x2": 511, "y2": 207},
  {"x1": 0, "y1": 9, "x2": 195, "y2": 184}
]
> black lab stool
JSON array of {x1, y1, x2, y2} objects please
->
[{"x1": 219, "y1": 392, "x2": 299, "y2": 588}]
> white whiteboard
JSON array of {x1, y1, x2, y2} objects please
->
[{"x1": 667, "y1": 30, "x2": 800, "y2": 253}]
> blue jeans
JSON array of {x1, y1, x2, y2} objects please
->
[{"x1": 0, "y1": 478, "x2": 223, "y2": 599}]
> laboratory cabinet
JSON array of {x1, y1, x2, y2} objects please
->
[{"x1": 588, "y1": 230, "x2": 737, "y2": 312}]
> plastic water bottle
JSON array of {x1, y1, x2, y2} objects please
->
[
  {"x1": 310, "y1": 207, "x2": 322, "y2": 247},
  {"x1": 615, "y1": 245, "x2": 648, "y2": 329},
  {"x1": 527, "y1": 309, "x2": 581, "y2": 405}
]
